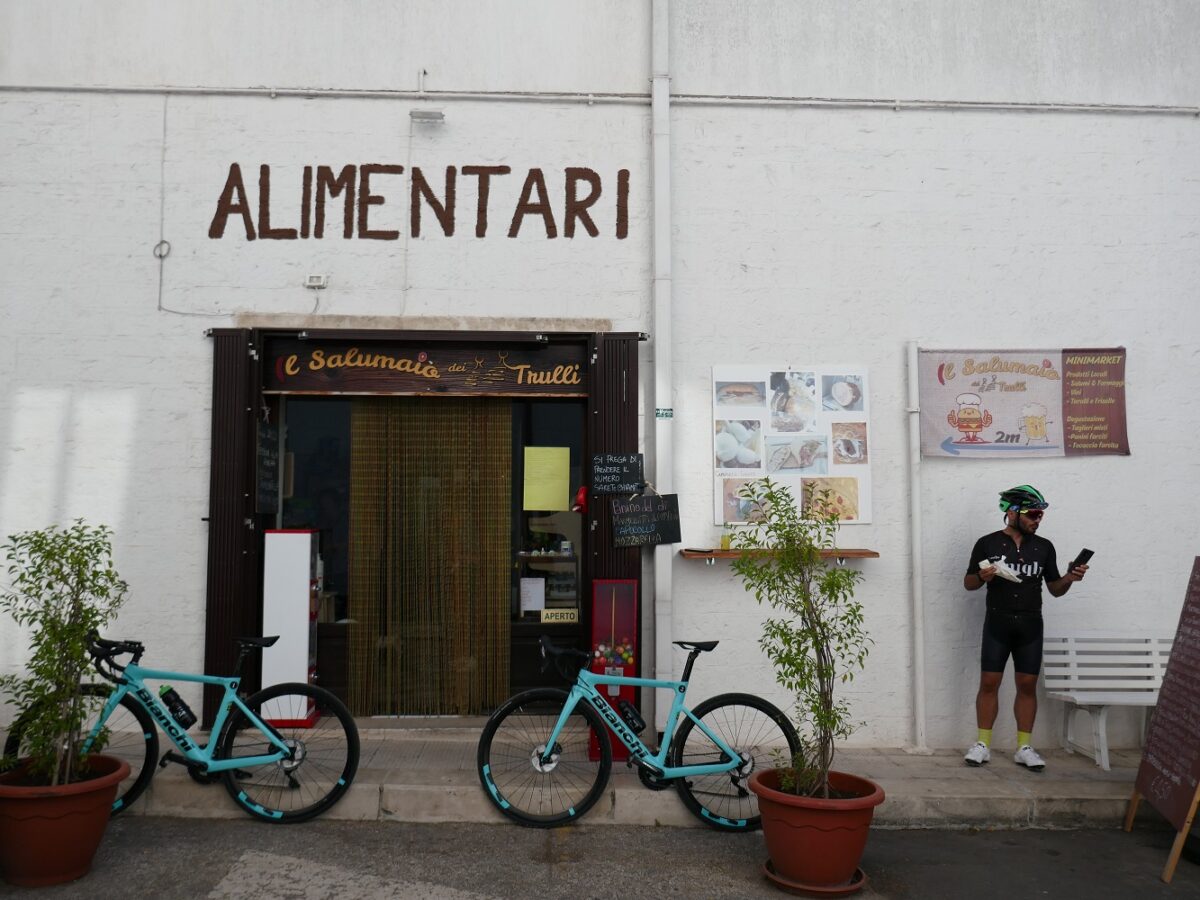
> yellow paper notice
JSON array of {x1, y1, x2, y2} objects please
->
[{"x1": 524, "y1": 447, "x2": 570, "y2": 510}]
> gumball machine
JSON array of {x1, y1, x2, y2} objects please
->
[{"x1": 590, "y1": 579, "x2": 639, "y2": 761}]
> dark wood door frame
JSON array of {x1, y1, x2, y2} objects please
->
[{"x1": 203, "y1": 327, "x2": 644, "y2": 723}]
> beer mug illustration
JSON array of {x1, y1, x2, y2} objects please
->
[{"x1": 1020, "y1": 402, "x2": 1050, "y2": 444}]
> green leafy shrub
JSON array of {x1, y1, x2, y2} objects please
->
[
  {"x1": 1, "y1": 521, "x2": 127, "y2": 785},
  {"x1": 730, "y1": 479, "x2": 868, "y2": 797}
]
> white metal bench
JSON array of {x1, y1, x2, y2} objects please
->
[{"x1": 1042, "y1": 632, "x2": 1172, "y2": 771}]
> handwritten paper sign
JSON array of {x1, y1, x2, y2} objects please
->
[
  {"x1": 611, "y1": 495, "x2": 681, "y2": 548},
  {"x1": 256, "y1": 421, "x2": 280, "y2": 514},
  {"x1": 591, "y1": 454, "x2": 644, "y2": 494},
  {"x1": 519, "y1": 577, "x2": 546, "y2": 614},
  {"x1": 523, "y1": 447, "x2": 570, "y2": 511}
]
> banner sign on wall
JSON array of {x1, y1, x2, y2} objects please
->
[
  {"x1": 712, "y1": 366, "x2": 872, "y2": 524},
  {"x1": 263, "y1": 339, "x2": 587, "y2": 397},
  {"x1": 917, "y1": 348, "x2": 1129, "y2": 458}
]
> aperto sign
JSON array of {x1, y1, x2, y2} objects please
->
[{"x1": 263, "y1": 340, "x2": 588, "y2": 397}]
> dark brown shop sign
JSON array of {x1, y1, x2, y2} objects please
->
[
  {"x1": 264, "y1": 340, "x2": 588, "y2": 397},
  {"x1": 209, "y1": 164, "x2": 631, "y2": 241}
]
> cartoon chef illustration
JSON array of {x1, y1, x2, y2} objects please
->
[{"x1": 947, "y1": 392, "x2": 992, "y2": 443}]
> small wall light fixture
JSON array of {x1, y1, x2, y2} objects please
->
[
  {"x1": 305, "y1": 274, "x2": 329, "y2": 290},
  {"x1": 409, "y1": 109, "x2": 445, "y2": 123}
]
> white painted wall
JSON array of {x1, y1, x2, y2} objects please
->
[
  {"x1": 0, "y1": 1, "x2": 652, "y2": 95},
  {"x1": 2, "y1": 2, "x2": 1197, "y2": 754}
]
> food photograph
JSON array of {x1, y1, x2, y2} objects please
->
[
  {"x1": 800, "y1": 476, "x2": 860, "y2": 521},
  {"x1": 822, "y1": 374, "x2": 865, "y2": 411},
  {"x1": 769, "y1": 370, "x2": 818, "y2": 432},
  {"x1": 831, "y1": 422, "x2": 868, "y2": 464},
  {"x1": 714, "y1": 380, "x2": 767, "y2": 407},
  {"x1": 721, "y1": 477, "x2": 760, "y2": 524},
  {"x1": 765, "y1": 435, "x2": 828, "y2": 474},
  {"x1": 714, "y1": 419, "x2": 764, "y2": 470}
]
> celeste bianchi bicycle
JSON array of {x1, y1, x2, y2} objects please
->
[
  {"x1": 478, "y1": 636, "x2": 799, "y2": 831},
  {"x1": 3, "y1": 632, "x2": 359, "y2": 823}
]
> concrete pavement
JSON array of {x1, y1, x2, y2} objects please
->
[
  {"x1": 120, "y1": 724, "x2": 1153, "y2": 830},
  {"x1": 4, "y1": 818, "x2": 1199, "y2": 899}
]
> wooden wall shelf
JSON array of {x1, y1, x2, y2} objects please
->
[{"x1": 679, "y1": 548, "x2": 880, "y2": 566}]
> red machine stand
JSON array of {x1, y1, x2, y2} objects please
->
[{"x1": 589, "y1": 579, "x2": 639, "y2": 762}]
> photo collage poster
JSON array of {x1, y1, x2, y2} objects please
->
[{"x1": 712, "y1": 366, "x2": 872, "y2": 525}]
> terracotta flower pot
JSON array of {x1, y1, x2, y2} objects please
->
[
  {"x1": 0, "y1": 754, "x2": 131, "y2": 887},
  {"x1": 749, "y1": 768, "x2": 885, "y2": 896}
]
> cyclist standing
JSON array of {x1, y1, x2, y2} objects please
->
[{"x1": 961, "y1": 485, "x2": 1088, "y2": 771}]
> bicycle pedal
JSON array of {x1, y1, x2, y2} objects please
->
[
  {"x1": 159, "y1": 750, "x2": 207, "y2": 773},
  {"x1": 158, "y1": 751, "x2": 183, "y2": 769}
]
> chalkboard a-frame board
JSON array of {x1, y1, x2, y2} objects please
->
[{"x1": 1124, "y1": 556, "x2": 1200, "y2": 883}]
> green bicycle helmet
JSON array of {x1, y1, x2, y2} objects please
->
[{"x1": 998, "y1": 484, "x2": 1048, "y2": 513}]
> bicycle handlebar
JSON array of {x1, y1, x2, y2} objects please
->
[
  {"x1": 86, "y1": 630, "x2": 144, "y2": 682},
  {"x1": 538, "y1": 635, "x2": 591, "y2": 683}
]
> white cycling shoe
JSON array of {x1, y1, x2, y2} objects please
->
[
  {"x1": 963, "y1": 741, "x2": 991, "y2": 766},
  {"x1": 1013, "y1": 744, "x2": 1046, "y2": 771}
]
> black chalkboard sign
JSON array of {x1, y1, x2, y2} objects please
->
[
  {"x1": 592, "y1": 454, "x2": 644, "y2": 495},
  {"x1": 1134, "y1": 558, "x2": 1200, "y2": 829},
  {"x1": 1127, "y1": 556, "x2": 1200, "y2": 882},
  {"x1": 611, "y1": 494, "x2": 681, "y2": 547},
  {"x1": 256, "y1": 421, "x2": 280, "y2": 514}
]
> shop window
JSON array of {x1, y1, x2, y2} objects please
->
[{"x1": 511, "y1": 402, "x2": 585, "y2": 626}]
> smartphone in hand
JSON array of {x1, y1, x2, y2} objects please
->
[{"x1": 1069, "y1": 548, "x2": 1094, "y2": 571}]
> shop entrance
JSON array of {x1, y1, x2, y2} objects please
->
[
  {"x1": 202, "y1": 329, "x2": 640, "y2": 728},
  {"x1": 279, "y1": 395, "x2": 584, "y2": 716}
]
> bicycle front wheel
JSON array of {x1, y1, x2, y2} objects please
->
[
  {"x1": 477, "y1": 688, "x2": 612, "y2": 828},
  {"x1": 671, "y1": 692, "x2": 800, "y2": 831},
  {"x1": 217, "y1": 683, "x2": 359, "y2": 823},
  {"x1": 3, "y1": 684, "x2": 158, "y2": 816}
]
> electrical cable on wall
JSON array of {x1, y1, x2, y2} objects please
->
[
  {"x1": 151, "y1": 93, "x2": 330, "y2": 319},
  {"x1": 154, "y1": 94, "x2": 226, "y2": 319}
]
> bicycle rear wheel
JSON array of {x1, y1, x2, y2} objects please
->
[
  {"x1": 217, "y1": 683, "x2": 359, "y2": 823},
  {"x1": 477, "y1": 688, "x2": 612, "y2": 828},
  {"x1": 3, "y1": 684, "x2": 157, "y2": 816},
  {"x1": 671, "y1": 692, "x2": 800, "y2": 831}
]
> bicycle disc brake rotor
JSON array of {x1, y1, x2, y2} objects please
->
[
  {"x1": 279, "y1": 739, "x2": 307, "y2": 774},
  {"x1": 530, "y1": 743, "x2": 561, "y2": 773}
]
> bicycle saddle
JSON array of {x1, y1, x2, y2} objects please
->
[
  {"x1": 236, "y1": 635, "x2": 280, "y2": 648},
  {"x1": 674, "y1": 640, "x2": 718, "y2": 652}
]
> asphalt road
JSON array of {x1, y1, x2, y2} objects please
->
[{"x1": 1, "y1": 817, "x2": 1198, "y2": 899}]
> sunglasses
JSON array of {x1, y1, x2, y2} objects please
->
[{"x1": 1018, "y1": 510, "x2": 1045, "y2": 521}]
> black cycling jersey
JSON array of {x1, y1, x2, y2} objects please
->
[{"x1": 966, "y1": 530, "x2": 1062, "y2": 614}]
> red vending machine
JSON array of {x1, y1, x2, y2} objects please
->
[{"x1": 590, "y1": 579, "x2": 639, "y2": 761}]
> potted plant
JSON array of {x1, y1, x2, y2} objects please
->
[
  {"x1": 730, "y1": 478, "x2": 883, "y2": 896},
  {"x1": 0, "y1": 520, "x2": 131, "y2": 887}
]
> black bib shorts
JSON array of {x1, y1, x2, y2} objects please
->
[{"x1": 980, "y1": 610, "x2": 1044, "y2": 675}]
